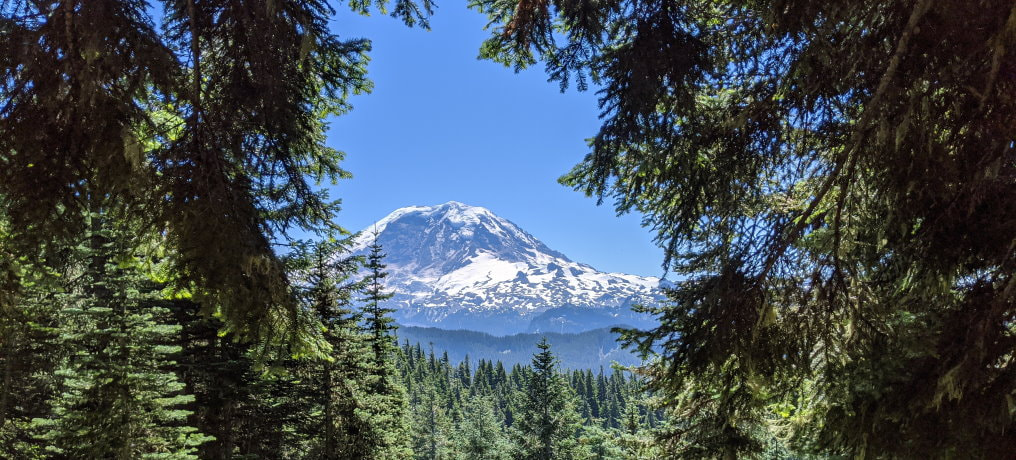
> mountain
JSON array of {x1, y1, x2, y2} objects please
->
[
  {"x1": 396, "y1": 326, "x2": 640, "y2": 369},
  {"x1": 351, "y1": 201, "x2": 666, "y2": 335}
]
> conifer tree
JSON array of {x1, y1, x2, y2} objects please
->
[
  {"x1": 411, "y1": 386, "x2": 454, "y2": 460},
  {"x1": 578, "y1": 423, "x2": 621, "y2": 460},
  {"x1": 0, "y1": 263, "x2": 61, "y2": 458},
  {"x1": 32, "y1": 216, "x2": 209, "y2": 459},
  {"x1": 513, "y1": 339, "x2": 582, "y2": 460},
  {"x1": 1, "y1": 0, "x2": 434, "y2": 348},
  {"x1": 358, "y1": 234, "x2": 412, "y2": 459},
  {"x1": 168, "y1": 298, "x2": 284, "y2": 459},
  {"x1": 455, "y1": 395, "x2": 511, "y2": 460},
  {"x1": 287, "y1": 238, "x2": 371, "y2": 459},
  {"x1": 473, "y1": 0, "x2": 1016, "y2": 456}
]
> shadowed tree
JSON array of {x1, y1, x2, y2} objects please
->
[
  {"x1": 473, "y1": 0, "x2": 1016, "y2": 457},
  {"x1": 0, "y1": 0, "x2": 433, "y2": 351}
]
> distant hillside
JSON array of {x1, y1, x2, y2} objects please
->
[{"x1": 395, "y1": 325, "x2": 642, "y2": 369}]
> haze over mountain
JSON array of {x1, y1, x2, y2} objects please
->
[{"x1": 352, "y1": 201, "x2": 666, "y2": 335}]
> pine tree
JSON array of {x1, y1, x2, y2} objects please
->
[
  {"x1": 168, "y1": 298, "x2": 284, "y2": 459},
  {"x1": 32, "y1": 216, "x2": 209, "y2": 459},
  {"x1": 512, "y1": 339, "x2": 582, "y2": 460},
  {"x1": 358, "y1": 234, "x2": 412, "y2": 459},
  {"x1": 455, "y1": 395, "x2": 511, "y2": 460},
  {"x1": 1, "y1": 0, "x2": 434, "y2": 348},
  {"x1": 578, "y1": 423, "x2": 621, "y2": 460},
  {"x1": 474, "y1": 0, "x2": 1016, "y2": 456},
  {"x1": 0, "y1": 264, "x2": 62, "y2": 458},
  {"x1": 411, "y1": 385, "x2": 453, "y2": 460},
  {"x1": 287, "y1": 238, "x2": 372, "y2": 459}
]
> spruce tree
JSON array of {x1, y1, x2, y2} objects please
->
[
  {"x1": 455, "y1": 395, "x2": 511, "y2": 460},
  {"x1": 359, "y1": 234, "x2": 412, "y2": 459},
  {"x1": 1, "y1": 0, "x2": 434, "y2": 347},
  {"x1": 512, "y1": 339, "x2": 582, "y2": 460},
  {"x1": 287, "y1": 238, "x2": 371, "y2": 459},
  {"x1": 474, "y1": 0, "x2": 1016, "y2": 456},
  {"x1": 0, "y1": 263, "x2": 62, "y2": 458},
  {"x1": 168, "y1": 298, "x2": 285, "y2": 459},
  {"x1": 411, "y1": 385, "x2": 454, "y2": 460},
  {"x1": 32, "y1": 216, "x2": 209, "y2": 459}
]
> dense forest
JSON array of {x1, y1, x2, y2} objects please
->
[
  {"x1": 2, "y1": 0, "x2": 1014, "y2": 458},
  {"x1": 396, "y1": 326, "x2": 640, "y2": 369},
  {"x1": 0, "y1": 221, "x2": 660, "y2": 458}
]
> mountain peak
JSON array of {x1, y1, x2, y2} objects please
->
[{"x1": 353, "y1": 202, "x2": 663, "y2": 335}]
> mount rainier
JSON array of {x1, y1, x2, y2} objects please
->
[{"x1": 351, "y1": 201, "x2": 666, "y2": 335}]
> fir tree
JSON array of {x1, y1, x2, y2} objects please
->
[
  {"x1": 474, "y1": 0, "x2": 1016, "y2": 456},
  {"x1": 411, "y1": 386, "x2": 453, "y2": 460},
  {"x1": 0, "y1": 263, "x2": 62, "y2": 458},
  {"x1": 455, "y1": 395, "x2": 511, "y2": 460},
  {"x1": 512, "y1": 339, "x2": 582, "y2": 460},
  {"x1": 1, "y1": 0, "x2": 434, "y2": 348},
  {"x1": 168, "y1": 298, "x2": 284, "y2": 459},
  {"x1": 287, "y1": 238, "x2": 371, "y2": 459},
  {"x1": 578, "y1": 423, "x2": 621, "y2": 460},
  {"x1": 32, "y1": 216, "x2": 209, "y2": 459},
  {"x1": 357, "y1": 234, "x2": 412, "y2": 458}
]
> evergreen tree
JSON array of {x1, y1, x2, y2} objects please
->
[
  {"x1": 168, "y1": 298, "x2": 284, "y2": 459},
  {"x1": 455, "y1": 395, "x2": 511, "y2": 460},
  {"x1": 355, "y1": 234, "x2": 410, "y2": 456},
  {"x1": 0, "y1": 264, "x2": 61, "y2": 458},
  {"x1": 473, "y1": 0, "x2": 1016, "y2": 456},
  {"x1": 363, "y1": 233, "x2": 398, "y2": 365},
  {"x1": 578, "y1": 423, "x2": 621, "y2": 460},
  {"x1": 1, "y1": 0, "x2": 434, "y2": 347},
  {"x1": 512, "y1": 339, "x2": 582, "y2": 460},
  {"x1": 411, "y1": 386, "x2": 454, "y2": 460},
  {"x1": 394, "y1": 336, "x2": 663, "y2": 460},
  {"x1": 287, "y1": 238, "x2": 372, "y2": 459},
  {"x1": 358, "y1": 234, "x2": 412, "y2": 459},
  {"x1": 32, "y1": 216, "x2": 209, "y2": 459}
]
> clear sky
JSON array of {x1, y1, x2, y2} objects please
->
[{"x1": 322, "y1": 4, "x2": 666, "y2": 278}]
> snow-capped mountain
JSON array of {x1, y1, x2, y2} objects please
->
[{"x1": 351, "y1": 201, "x2": 665, "y2": 335}]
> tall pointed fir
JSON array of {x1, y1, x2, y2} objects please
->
[
  {"x1": 287, "y1": 238, "x2": 371, "y2": 459},
  {"x1": 359, "y1": 232, "x2": 412, "y2": 458},
  {"x1": 31, "y1": 213, "x2": 209, "y2": 459},
  {"x1": 513, "y1": 339, "x2": 583, "y2": 460}
]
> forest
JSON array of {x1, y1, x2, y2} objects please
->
[
  {"x1": 2, "y1": 0, "x2": 1014, "y2": 459},
  {"x1": 1, "y1": 222, "x2": 660, "y2": 458}
]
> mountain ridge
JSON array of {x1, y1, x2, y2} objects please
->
[
  {"x1": 352, "y1": 201, "x2": 665, "y2": 335},
  {"x1": 395, "y1": 325, "x2": 640, "y2": 369}
]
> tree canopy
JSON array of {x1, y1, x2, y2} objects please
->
[
  {"x1": 473, "y1": 0, "x2": 1016, "y2": 457},
  {"x1": 0, "y1": 0, "x2": 432, "y2": 350}
]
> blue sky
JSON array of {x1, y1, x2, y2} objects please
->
[{"x1": 322, "y1": 4, "x2": 666, "y2": 278}]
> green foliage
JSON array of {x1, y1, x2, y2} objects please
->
[
  {"x1": 474, "y1": 0, "x2": 1016, "y2": 456},
  {"x1": 512, "y1": 339, "x2": 583, "y2": 460},
  {"x1": 0, "y1": 263, "x2": 61, "y2": 458},
  {"x1": 169, "y1": 299, "x2": 286, "y2": 459},
  {"x1": 0, "y1": 0, "x2": 432, "y2": 351},
  {"x1": 30, "y1": 218, "x2": 209, "y2": 459},
  {"x1": 397, "y1": 339, "x2": 662, "y2": 460},
  {"x1": 359, "y1": 236, "x2": 413, "y2": 459},
  {"x1": 455, "y1": 396, "x2": 512, "y2": 460}
]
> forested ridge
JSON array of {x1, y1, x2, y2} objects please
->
[
  {"x1": 3, "y1": 0, "x2": 1014, "y2": 458},
  {"x1": 0, "y1": 220, "x2": 662, "y2": 458}
]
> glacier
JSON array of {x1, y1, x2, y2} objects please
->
[{"x1": 350, "y1": 201, "x2": 665, "y2": 335}]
